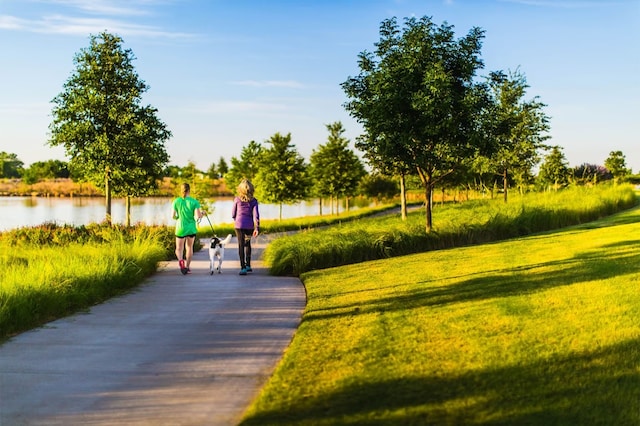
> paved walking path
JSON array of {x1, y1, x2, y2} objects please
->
[{"x1": 0, "y1": 235, "x2": 306, "y2": 426}]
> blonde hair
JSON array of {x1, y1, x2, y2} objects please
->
[{"x1": 237, "y1": 179, "x2": 255, "y2": 202}]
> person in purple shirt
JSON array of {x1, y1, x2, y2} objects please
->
[{"x1": 231, "y1": 179, "x2": 260, "y2": 275}]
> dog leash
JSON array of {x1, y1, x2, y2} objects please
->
[{"x1": 202, "y1": 211, "x2": 217, "y2": 237}]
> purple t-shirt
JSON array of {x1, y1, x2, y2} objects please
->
[{"x1": 232, "y1": 197, "x2": 260, "y2": 230}]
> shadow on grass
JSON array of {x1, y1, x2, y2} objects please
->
[
  {"x1": 240, "y1": 338, "x2": 640, "y2": 425},
  {"x1": 303, "y1": 238, "x2": 640, "y2": 322}
]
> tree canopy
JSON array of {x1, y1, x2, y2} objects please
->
[
  {"x1": 255, "y1": 132, "x2": 309, "y2": 219},
  {"x1": 342, "y1": 16, "x2": 488, "y2": 232},
  {"x1": 48, "y1": 32, "x2": 170, "y2": 223},
  {"x1": 309, "y1": 122, "x2": 366, "y2": 213},
  {"x1": 478, "y1": 70, "x2": 550, "y2": 201},
  {"x1": 226, "y1": 140, "x2": 263, "y2": 190},
  {"x1": 604, "y1": 150, "x2": 631, "y2": 184},
  {"x1": 538, "y1": 146, "x2": 570, "y2": 190}
]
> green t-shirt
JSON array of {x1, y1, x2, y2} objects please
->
[{"x1": 172, "y1": 196, "x2": 200, "y2": 237}]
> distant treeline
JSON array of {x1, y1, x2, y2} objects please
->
[{"x1": 0, "y1": 177, "x2": 232, "y2": 198}]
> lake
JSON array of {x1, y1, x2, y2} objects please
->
[{"x1": 0, "y1": 196, "x2": 358, "y2": 232}]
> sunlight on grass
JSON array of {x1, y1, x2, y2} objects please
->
[
  {"x1": 0, "y1": 233, "x2": 166, "y2": 339},
  {"x1": 241, "y1": 206, "x2": 640, "y2": 425},
  {"x1": 264, "y1": 185, "x2": 637, "y2": 275}
]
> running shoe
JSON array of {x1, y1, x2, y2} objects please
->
[
  {"x1": 239, "y1": 267, "x2": 247, "y2": 276},
  {"x1": 179, "y1": 259, "x2": 188, "y2": 275}
]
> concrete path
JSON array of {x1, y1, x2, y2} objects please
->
[{"x1": 0, "y1": 235, "x2": 306, "y2": 426}]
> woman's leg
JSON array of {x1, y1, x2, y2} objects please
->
[
  {"x1": 235, "y1": 229, "x2": 246, "y2": 269},
  {"x1": 245, "y1": 231, "x2": 252, "y2": 269},
  {"x1": 175, "y1": 236, "x2": 185, "y2": 262},
  {"x1": 185, "y1": 235, "x2": 195, "y2": 269}
]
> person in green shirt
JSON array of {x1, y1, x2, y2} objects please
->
[{"x1": 172, "y1": 183, "x2": 202, "y2": 275}]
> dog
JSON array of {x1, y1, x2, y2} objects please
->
[{"x1": 209, "y1": 234, "x2": 233, "y2": 275}]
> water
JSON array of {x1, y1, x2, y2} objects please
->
[{"x1": 0, "y1": 196, "x2": 360, "y2": 231}]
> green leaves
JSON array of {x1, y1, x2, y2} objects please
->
[
  {"x1": 255, "y1": 132, "x2": 310, "y2": 216},
  {"x1": 48, "y1": 32, "x2": 170, "y2": 222},
  {"x1": 309, "y1": 122, "x2": 365, "y2": 201},
  {"x1": 342, "y1": 15, "x2": 487, "y2": 232}
]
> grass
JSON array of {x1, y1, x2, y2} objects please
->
[
  {"x1": 197, "y1": 202, "x2": 399, "y2": 238},
  {"x1": 240, "y1": 204, "x2": 640, "y2": 425},
  {"x1": 0, "y1": 229, "x2": 167, "y2": 340},
  {"x1": 264, "y1": 185, "x2": 638, "y2": 276}
]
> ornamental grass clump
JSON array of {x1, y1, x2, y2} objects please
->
[
  {"x1": 264, "y1": 185, "x2": 637, "y2": 276},
  {"x1": 0, "y1": 228, "x2": 167, "y2": 340}
]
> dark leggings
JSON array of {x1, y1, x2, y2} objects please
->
[{"x1": 235, "y1": 228, "x2": 253, "y2": 268}]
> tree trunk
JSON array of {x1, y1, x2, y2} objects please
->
[
  {"x1": 400, "y1": 174, "x2": 407, "y2": 221},
  {"x1": 503, "y1": 168, "x2": 508, "y2": 203},
  {"x1": 105, "y1": 168, "x2": 112, "y2": 224},
  {"x1": 125, "y1": 196, "x2": 131, "y2": 227},
  {"x1": 279, "y1": 203, "x2": 283, "y2": 221},
  {"x1": 416, "y1": 167, "x2": 433, "y2": 233},
  {"x1": 318, "y1": 197, "x2": 323, "y2": 216}
]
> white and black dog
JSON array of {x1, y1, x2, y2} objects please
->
[{"x1": 209, "y1": 234, "x2": 233, "y2": 275}]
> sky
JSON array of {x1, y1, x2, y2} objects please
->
[{"x1": 1, "y1": 0, "x2": 639, "y2": 173}]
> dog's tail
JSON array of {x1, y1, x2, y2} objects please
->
[{"x1": 221, "y1": 234, "x2": 233, "y2": 245}]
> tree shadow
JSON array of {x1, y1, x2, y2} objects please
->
[
  {"x1": 240, "y1": 338, "x2": 640, "y2": 425},
  {"x1": 303, "y1": 238, "x2": 640, "y2": 322}
]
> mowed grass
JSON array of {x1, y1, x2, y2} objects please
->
[{"x1": 241, "y1": 205, "x2": 640, "y2": 425}]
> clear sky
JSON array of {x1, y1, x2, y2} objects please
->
[{"x1": 1, "y1": 0, "x2": 639, "y2": 173}]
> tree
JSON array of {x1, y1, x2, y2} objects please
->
[
  {"x1": 217, "y1": 157, "x2": 229, "y2": 177},
  {"x1": 537, "y1": 146, "x2": 570, "y2": 191},
  {"x1": 604, "y1": 150, "x2": 630, "y2": 185},
  {"x1": 0, "y1": 152, "x2": 24, "y2": 178},
  {"x1": 49, "y1": 32, "x2": 171, "y2": 224},
  {"x1": 343, "y1": 16, "x2": 487, "y2": 232},
  {"x1": 479, "y1": 70, "x2": 550, "y2": 201},
  {"x1": 22, "y1": 160, "x2": 70, "y2": 184},
  {"x1": 358, "y1": 173, "x2": 399, "y2": 204},
  {"x1": 226, "y1": 141, "x2": 263, "y2": 191},
  {"x1": 255, "y1": 132, "x2": 309, "y2": 220},
  {"x1": 206, "y1": 162, "x2": 218, "y2": 179},
  {"x1": 572, "y1": 163, "x2": 611, "y2": 185},
  {"x1": 309, "y1": 122, "x2": 366, "y2": 215}
]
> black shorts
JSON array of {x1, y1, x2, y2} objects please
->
[{"x1": 176, "y1": 234, "x2": 197, "y2": 239}]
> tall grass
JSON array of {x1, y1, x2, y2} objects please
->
[
  {"x1": 264, "y1": 185, "x2": 638, "y2": 276},
  {"x1": 0, "y1": 229, "x2": 166, "y2": 340},
  {"x1": 196, "y1": 203, "x2": 398, "y2": 238}
]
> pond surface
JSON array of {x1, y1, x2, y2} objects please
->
[{"x1": 0, "y1": 196, "x2": 355, "y2": 231}]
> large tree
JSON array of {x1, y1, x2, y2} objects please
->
[
  {"x1": 255, "y1": 132, "x2": 309, "y2": 220},
  {"x1": 479, "y1": 70, "x2": 550, "y2": 201},
  {"x1": 49, "y1": 32, "x2": 170, "y2": 224},
  {"x1": 309, "y1": 122, "x2": 366, "y2": 215},
  {"x1": 343, "y1": 16, "x2": 487, "y2": 232}
]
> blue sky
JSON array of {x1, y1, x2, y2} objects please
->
[{"x1": 1, "y1": 0, "x2": 639, "y2": 173}]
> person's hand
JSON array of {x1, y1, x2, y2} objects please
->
[{"x1": 252, "y1": 229, "x2": 259, "y2": 237}]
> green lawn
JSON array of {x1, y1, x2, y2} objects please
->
[{"x1": 241, "y1": 205, "x2": 640, "y2": 425}]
